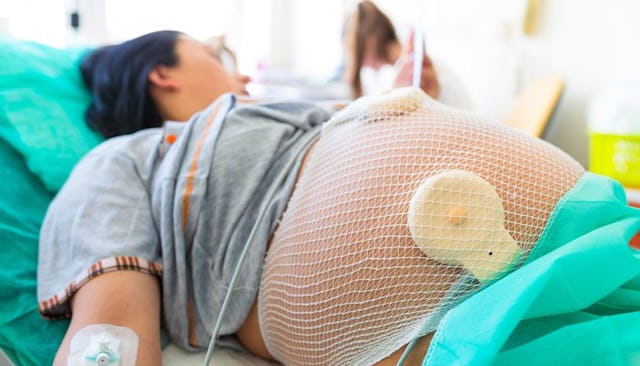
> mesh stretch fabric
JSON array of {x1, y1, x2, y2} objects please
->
[{"x1": 258, "y1": 88, "x2": 584, "y2": 365}]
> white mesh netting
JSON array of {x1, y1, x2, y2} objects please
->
[{"x1": 258, "y1": 88, "x2": 584, "y2": 365}]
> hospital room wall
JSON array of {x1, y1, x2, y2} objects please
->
[
  {"x1": 273, "y1": 0, "x2": 640, "y2": 167},
  {"x1": 516, "y1": 0, "x2": 640, "y2": 168},
  {"x1": 406, "y1": 0, "x2": 640, "y2": 168},
  {"x1": 2, "y1": 0, "x2": 639, "y2": 167}
]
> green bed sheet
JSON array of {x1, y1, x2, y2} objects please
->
[
  {"x1": 0, "y1": 36, "x2": 101, "y2": 366},
  {"x1": 425, "y1": 173, "x2": 640, "y2": 365}
]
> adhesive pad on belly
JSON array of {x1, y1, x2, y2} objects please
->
[
  {"x1": 367, "y1": 87, "x2": 424, "y2": 116},
  {"x1": 407, "y1": 170, "x2": 522, "y2": 283}
]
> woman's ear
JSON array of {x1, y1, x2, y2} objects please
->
[{"x1": 148, "y1": 65, "x2": 180, "y2": 92}]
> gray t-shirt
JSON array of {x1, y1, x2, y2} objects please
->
[{"x1": 38, "y1": 94, "x2": 331, "y2": 350}]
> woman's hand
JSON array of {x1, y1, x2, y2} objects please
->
[
  {"x1": 234, "y1": 73, "x2": 252, "y2": 96},
  {"x1": 393, "y1": 30, "x2": 440, "y2": 100}
]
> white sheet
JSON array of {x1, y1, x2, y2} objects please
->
[{"x1": 162, "y1": 343, "x2": 277, "y2": 366}]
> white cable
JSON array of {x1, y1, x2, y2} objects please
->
[
  {"x1": 201, "y1": 128, "x2": 322, "y2": 366},
  {"x1": 412, "y1": 29, "x2": 424, "y2": 88}
]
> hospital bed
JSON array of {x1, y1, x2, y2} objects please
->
[
  {"x1": 0, "y1": 36, "x2": 271, "y2": 366},
  {"x1": 3, "y1": 35, "x2": 640, "y2": 366}
]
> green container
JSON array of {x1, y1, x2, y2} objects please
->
[{"x1": 589, "y1": 131, "x2": 640, "y2": 188}]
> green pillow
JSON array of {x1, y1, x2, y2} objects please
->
[
  {"x1": 0, "y1": 36, "x2": 103, "y2": 193},
  {"x1": 0, "y1": 140, "x2": 69, "y2": 366},
  {"x1": 0, "y1": 37, "x2": 103, "y2": 365}
]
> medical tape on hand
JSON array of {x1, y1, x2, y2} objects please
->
[{"x1": 67, "y1": 324, "x2": 139, "y2": 366}]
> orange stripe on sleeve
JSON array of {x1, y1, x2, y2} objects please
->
[
  {"x1": 181, "y1": 101, "x2": 224, "y2": 347},
  {"x1": 181, "y1": 102, "x2": 222, "y2": 230}
]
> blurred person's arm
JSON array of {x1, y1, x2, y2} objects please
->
[{"x1": 393, "y1": 31, "x2": 440, "y2": 99}]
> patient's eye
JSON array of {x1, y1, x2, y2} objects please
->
[{"x1": 203, "y1": 45, "x2": 222, "y2": 62}]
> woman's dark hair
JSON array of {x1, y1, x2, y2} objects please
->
[
  {"x1": 80, "y1": 30, "x2": 183, "y2": 138},
  {"x1": 345, "y1": 1, "x2": 399, "y2": 98}
]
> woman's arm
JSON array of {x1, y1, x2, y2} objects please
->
[{"x1": 53, "y1": 271, "x2": 162, "y2": 366}]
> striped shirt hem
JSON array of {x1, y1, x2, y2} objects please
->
[{"x1": 38, "y1": 256, "x2": 163, "y2": 319}]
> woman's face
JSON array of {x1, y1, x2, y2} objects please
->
[{"x1": 172, "y1": 37, "x2": 247, "y2": 109}]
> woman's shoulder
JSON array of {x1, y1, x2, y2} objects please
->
[
  {"x1": 87, "y1": 128, "x2": 163, "y2": 160},
  {"x1": 69, "y1": 128, "x2": 164, "y2": 185}
]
